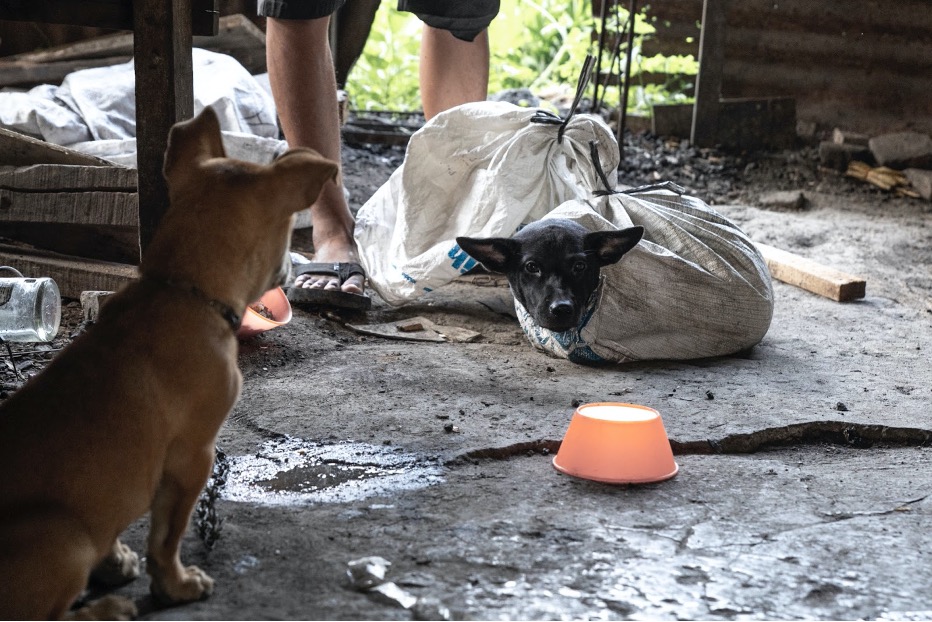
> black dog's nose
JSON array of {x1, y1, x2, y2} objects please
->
[{"x1": 549, "y1": 300, "x2": 574, "y2": 318}]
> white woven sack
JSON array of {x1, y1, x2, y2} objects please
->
[
  {"x1": 354, "y1": 101, "x2": 618, "y2": 305},
  {"x1": 515, "y1": 190, "x2": 774, "y2": 363}
]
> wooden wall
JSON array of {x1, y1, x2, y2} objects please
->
[{"x1": 640, "y1": 0, "x2": 932, "y2": 135}]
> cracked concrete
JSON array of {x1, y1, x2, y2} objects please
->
[{"x1": 77, "y1": 153, "x2": 932, "y2": 619}]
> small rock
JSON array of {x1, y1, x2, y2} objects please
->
[
  {"x1": 705, "y1": 390, "x2": 715, "y2": 400},
  {"x1": 758, "y1": 190, "x2": 808, "y2": 211},
  {"x1": 835, "y1": 402, "x2": 849, "y2": 412},
  {"x1": 80, "y1": 290, "x2": 115, "y2": 324},
  {"x1": 904, "y1": 168, "x2": 932, "y2": 203},
  {"x1": 832, "y1": 128, "x2": 870, "y2": 147},
  {"x1": 868, "y1": 131, "x2": 932, "y2": 169}
]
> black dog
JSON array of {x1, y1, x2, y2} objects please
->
[{"x1": 457, "y1": 219, "x2": 643, "y2": 332}]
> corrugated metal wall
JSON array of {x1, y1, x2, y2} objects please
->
[{"x1": 640, "y1": 0, "x2": 932, "y2": 135}]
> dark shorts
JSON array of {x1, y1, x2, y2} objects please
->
[{"x1": 258, "y1": 0, "x2": 500, "y2": 41}]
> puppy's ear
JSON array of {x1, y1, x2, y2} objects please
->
[
  {"x1": 163, "y1": 107, "x2": 226, "y2": 179},
  {"x1": 584, "y1": 226, "x2": 644, "y2": 266},
  {"x1": 270, "y1": 148, "x2": 340, "y2": 213},
  {"x1": 455, "y1": 236, "x2": 519, "y2": 274}
]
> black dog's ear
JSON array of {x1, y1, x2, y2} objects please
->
[
  {"x1": 455, "y1": 236, "x2": 520, "y2": 273},
  {"x1": 584, "y1": 226, "x2": 644, "y2": 266}
]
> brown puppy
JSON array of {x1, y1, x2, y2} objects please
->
[{"x1": 0, "y1": 107, "x2": 338, "y2": 620}]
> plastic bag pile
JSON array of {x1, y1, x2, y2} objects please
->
[{"x1": 0, "y1": 48, "x2": 282, "y2": 166}]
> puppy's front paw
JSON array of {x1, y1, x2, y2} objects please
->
[
  {"x1": 151, "y1": 564, "x2": 214, "y2": 605},
  {"x1": 91, "y1": 541, "x2": 141, "y2": 586},
  {"x1": 67, "y1": 594, "x2": 138, "y2": 620}
]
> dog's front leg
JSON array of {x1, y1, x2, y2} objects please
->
[{"x1": 146, "y1": 447, "x2": 215, "y2": 606}]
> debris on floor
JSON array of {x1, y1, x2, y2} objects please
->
[
  {"x1": 846, "y1": 161, "x2": 920, "y2": 197},
  {"x1": 346, "y1": 316, "x2": 481, "y2": 343},
  {"x1": 346, "y1": 557, "x2": 419, "y2": 611}
]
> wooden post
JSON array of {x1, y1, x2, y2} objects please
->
[
  {"x1": 133, "y1": 0, "x2": 194, "y2": 255},
  {"x1": 690, "y1": 0, "x2": 727, "y2": 147}
]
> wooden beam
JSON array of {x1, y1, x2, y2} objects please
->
[
  {"x1": 133, "y1": 0, "x2": 193, "y2": 255},
  {"x1": 0, "y1": 14, "x2": 261, "y2": 88},
  {"x1": 654, "y1": 98, "x2": 796, "y2": 150},
  {"x1": 0, "y1": 1, "x2": 134, "y2": 32},
  {"x1": 691, "y1": 0, "x2": 728, "y2": 147},
  {"x1": 0, "y1": 165, "x2": 139, "y2": 262},
  {"x1": 756, "y1": 243, "x2": 866, "y2": 302},
  {"x1": 0, "y1": 223, "x2": 140, "y2": 264},
  {"x1": 0, "y1": 164, "x2": 136, "y2": 191},
  {"x1": 0, "y1": 244, "x2": 136, "y2": 299},
  {"x1": 0, "y1": 128, "x2": 115, "y2": 167},
  {"x1": 0, "y1": 190, "x2": 137, "y2": 226},
  {"x1": 0, "y1": 0, "x2": 218, "y2": 36},
  {"x1": 0, "y1": 56, "x2": 132, "y2": 89}
]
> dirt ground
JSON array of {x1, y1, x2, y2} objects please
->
[{"x1": 3, "y1": 128, "x2": 931, "y2": 621}]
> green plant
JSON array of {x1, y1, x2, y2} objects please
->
[{"x1": 345, "y1": 0, "x2": 696, "y2": 115}]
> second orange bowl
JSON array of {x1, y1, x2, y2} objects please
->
[{"x1": 552, "y1": 402, "x2": 678, "y2": 484}]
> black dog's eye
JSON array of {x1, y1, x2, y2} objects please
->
[
  {"x1": 524, "y1": 261, "x2": 541, "y2": 275},
  {"x1": 572, "y1": 260, "x2": 587, "y2": 273}
]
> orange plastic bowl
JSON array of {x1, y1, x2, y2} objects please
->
[
  {"x1": 237, "y1": 286, "x2": 292, "y2": 339},
  {"x1": 553, "y1": 402, "x2": 678, "y2": 484}
]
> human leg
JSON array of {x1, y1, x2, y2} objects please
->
[
  {"x1": 398, "y1": 0, "x2": 500, "y2": 120},
  {"x1": 264, "y1": 10, "x2": 364, "y2": 294},
  {"x1": 419, "y1": 26, "x2": 490, "y2": 120}
]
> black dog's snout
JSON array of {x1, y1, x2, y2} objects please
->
[{"x1": 549, "y1": 300, "x2": 574, "y2": 319}]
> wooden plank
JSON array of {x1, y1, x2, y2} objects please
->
[
  {"x1": 691, "y1": 0, "x2": 727, "y2": 147},
  {"x1": 0, "y1": 190, "x2": 137, "y2": 226},
  {"x1": 133, "y1": 0, "x2": 193, "y2": 254},
  {"x1": 0, "y1": 0, "x2": 217, "y2": 36},
  {"x1": 715, "y1": 97, "x2": 796, "y2": 151},
  {"x1": 6, "y1": 13, "x2": 254, "y2": 66},
  {"x1": 8, "y1": 31, "x2": 136, "y2": 63},
  {"x1": 0, "y1": 19, "x2": 259, "y2": 88},
  {"x1": 652, "y1": 102, "x2": 695, "y2": 137},
  {"x1": 653, "y1": 98, "x2": 796, "y2": 150},
  {"x1": 0, "y1": 244, "x2": 137, "y2": 299},
  {"x1": 756, "y1": 243, "x2": 866, "y2": 302},
  {"x1": 0, "y1": 127, "x2": 115, "y2": 167},
  {"x1": 0, "y1": 1, "x2": 134, "y2": 32},
  {"x1": 0, "y1": 165, "x2": 136, "y2": 191},
  {"x1": 0, "y1": 223, "x2": 139, "y2": 264},
  {"x1": 0, "y1": 55, "x2": 132, "y2": 88}
]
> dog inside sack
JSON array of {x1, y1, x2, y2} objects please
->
[
  {"x1": 515, "y1": 192, "x2": 775, "y2": 364},
  {"x1": 353, "y1": 101, "x2": 619, "y2": 305}
]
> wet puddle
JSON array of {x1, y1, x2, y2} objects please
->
[{"x1": 222, "y1": 436, "x2": 444, "y2": 506}]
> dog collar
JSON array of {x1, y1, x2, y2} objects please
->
[{"x1": 143, "y1": 276, "x2": 242, "y2": 331}]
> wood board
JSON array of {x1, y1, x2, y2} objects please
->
[
  {"x1": 0, "y1": 244, "x2": 136, "y2": 299},
  {"x1": 756, "y1": 243, "x2": 866, "y2": 302},
  {"x1": 0, "y1": 127, "x2": 115, "y2": 167},
  {"x1": 0, "y1": 14, "x2": 264, "y2": 87}
]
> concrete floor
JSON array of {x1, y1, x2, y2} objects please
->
[{"x1": 94, "y1": 184, "x2": 932, "y2": 621}]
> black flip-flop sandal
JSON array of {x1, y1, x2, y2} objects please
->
[{"x1": 286, "y1": 262, "x2": 372, "y2": 311}]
